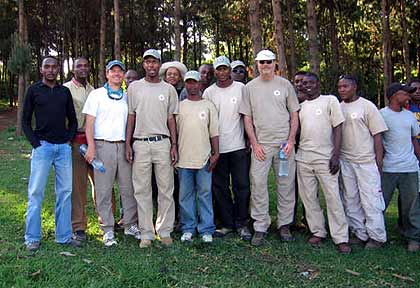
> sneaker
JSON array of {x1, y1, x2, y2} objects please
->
[
  {"x1": 237, "y1": 226, "x2": 252, "y2": 242},
  {"x1": 277, "y1": 225, "x2": 295, "y2": 242},
  {"x1": 103, "y1": 231, "x2": 117, "y2": 247},
  {"x1": 139, "y1": 239, "x2": 152, "y2": 248},
  {"x1": 337, "y1": 242, "x2": 352, "y2": 254},
  {"x1": 160, "y1": 237, "x2": 173, "y2": 246},
  {"x1": 124, "y1": 225, "x2": 141, "y2": 240},
  {"x1": 365, "y1": 239, "x2": 384, "y2": 249},
  {"x1": 60, "y1": 238, "x2": 82, "y2": 248},
  {"x1": 214, "y1": 227, "x2": 234, "y2": 238},
  {"x1": 407, "y1": 241, "x2": 420, "y2": 252},
  {"x1": 26, "y1": 241, "x2": 40, "y2": 252},
  {"x1": 181, "y1": 232, "x2": 193, "y2": 243},
  {"x1": 202, "y1": 234, "x2": 213, "y2": 243},
  {"x1": 308, "y1": 235, "x2": 325, "y2": 246},
  {"x1": 72, "y1": 230, "x2": 87, "y2": 242},
  {"x1": 251, "y1": 232, "x2": 266, "y2": 247}
]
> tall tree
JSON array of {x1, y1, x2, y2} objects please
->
[
  {"x1": 99, "y1": 0, "x2": 106, "y2": 85},
  {"x1": 272, "y1": 0, "x2": 287, "y2": 77},
  {"x1": 306, "y1": 0, "x2": 320, "y2": 75},
  {"x1": 249, "y1": 0, "x2": 262, "y2": 76},
  {"x1": 381, "y1": 0, "x2": 392, "y2": 104},
  {"x1": 174, "y1": 0, "x2": 181, "y2": 61},
  {"x1": 399, "y1": 0, "x2": 411, "y2": 82},
  {"x1": 114, "y1": 0, "x2": 121, "y2": 60},
  {"x1": 16, "y1": 0, "x2": 27, "y2": 136},
  {"x1": 286, "y1": 0, "x2": 296, "y2": 77}
]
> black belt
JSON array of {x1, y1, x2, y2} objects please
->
[
  {"x1": 134, "y1": 135, "x2": 169, "y2": 142},
  {"x1": 95, "y1": 139, "x2": 125, "y2": 143}
]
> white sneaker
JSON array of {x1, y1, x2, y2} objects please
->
[
  {"x1": 103, "y1": 231, "x2": 117, "y2": 247},
  {"x1": 181, "y1": 232, "x2": 193, "y2": 243},
  {"x1": 124, "y1": 225, "x2": 141, "y2": 240},
  {"x1": 202, "y1": 234, "x2": 213, "y2": 243}
]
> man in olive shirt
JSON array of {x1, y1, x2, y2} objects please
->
[{"x1": 239, "y1": 49, "x2": 300, "y2": 246}]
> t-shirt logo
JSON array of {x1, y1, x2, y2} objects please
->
[
  {"x1": 230, "y1": 97, "x2": 237, "y2": 104},
  {"x1": 273, "y1": 90, "x2": 281, "y2": 96},
  {"x1": 315, "y1": 108, "x2": 322, "y2": 116},
  {"x1": 350, "y1": 112, "x2": 358, "y2": 119},
  {"x1": 199, "y1": 111, "x2": 207, "y2": 120},
  {"x1": 158, "y1": 94, "x2": 165, "y2": 101}
]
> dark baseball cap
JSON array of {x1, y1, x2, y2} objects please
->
[
  {"x1": 387, "y1": 82, "x2": 416, "y2": 99},
  {"x1": 106, "y1": 60, "x2": 126, "y2": 71}
]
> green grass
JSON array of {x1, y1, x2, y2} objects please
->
[{"x1": 0, "y1": 127, "x2": 419, "y2": 287}]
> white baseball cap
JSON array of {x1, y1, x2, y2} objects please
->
[{"x1": 255, "y1": 49, "x2": 276, "y2": 61}]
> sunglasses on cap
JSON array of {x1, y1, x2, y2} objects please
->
[
  {"x1": 258, "y1": 60, "x2": 273, "y2": 65},
  {"x1": 232, "y1": 69, "x2": 245, "y2": 74}
]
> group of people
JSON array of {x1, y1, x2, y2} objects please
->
[{"x1": 21, "y1": 48, "x2": 420, "y2": 254}]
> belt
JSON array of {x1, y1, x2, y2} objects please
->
[
  {"x1": 94, "y1": 139, "x2": 125, "y2": 143},
  {"x1": 134, "y1": 135, "x2": 169, "y2": 142}
]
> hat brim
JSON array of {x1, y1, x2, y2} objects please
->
[{"x1": 159, "y1": 61, "x2": 188, "y2": 78}]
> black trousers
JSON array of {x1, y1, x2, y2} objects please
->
[{"x1": 212, "y1": 149, "x2": 250, "y2": 229}]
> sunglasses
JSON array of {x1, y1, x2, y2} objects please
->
[
  {"x1": 232, "y1": 69, "x2": 245, "y2": 74},
  {"x1": 258, "y1": 60, "x2": 273, "y2": 65}
]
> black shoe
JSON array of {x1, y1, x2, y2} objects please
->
[
  {"x1": 60, "y1": 239, "x2": 82, "y2": 248},
  {"x1": 214, "y1": 227, "x2": 234, "y2": 238},
  {"x1": 238, "y1": 226, "x2": 252, "y2": 242},
  {"x1": 72, "y1": 230, "x2": 87, "y2": 242},
  {"x1": 277, "y1": 225, "x2": 295, "y2": 242},
  {"x1": 251, "y1": 232, "x2": 266, "y2": 247}
]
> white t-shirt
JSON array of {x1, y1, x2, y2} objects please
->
[
  {"x1": 82, "y1": 87, "x2": 128, "y2": 141},
  {"x1": 203, "y1": 81, "x2": 246, "y2": 153}
]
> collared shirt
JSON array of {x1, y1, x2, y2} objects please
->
[
  {"x1": 63, "y1": 78, "x2": 94, "y2": 130},
  {"x1": 22, "y1": 80, "x2": 77, "y2": 148}
]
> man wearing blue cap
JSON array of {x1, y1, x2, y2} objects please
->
[
  {"x1": 83, "y1": 60, "x2": 140, "y2": 247},
  {"x1": 126, "y1": 49, "x2": 179, "y2": 248}
]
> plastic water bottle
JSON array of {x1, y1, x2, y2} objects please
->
[
  {"x1": 278, "y1": 147, "x2": 288, "y2": 177},
  {"x1": 79, "y1": 144, "x2": 106, "y2": 173}
]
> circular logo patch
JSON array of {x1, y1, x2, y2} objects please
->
[
  {"x1": 199, "y1": 111, "x2": 207, "y2": 120},
  {"x1": 231, "y1": 97, "x2": 237, "y2": 104},
  {"x1": 315, "y1": 109, "x2": 322, "y2": 116},
  {"x1": 350, "y1": 112, "x2": 358, "y2": 119},
  {"x1": 158, "y1": 94, "x2": 165, "y2": 101},
  {"x1": 274, "y1": 90, "x2": 281, "y2": 96}
]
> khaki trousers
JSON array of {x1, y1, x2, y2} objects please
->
[
  {"x1": 297, "y1": 161, "x2": 349, "y2": 244},
  {"x1": 250, "y1": 145, "x2": 296, "y2": 233},
  {"x1": 94, "y1": 141, "x2": 137, "y2": 233},
  {"x1": 340, "y1": 160, "x2": 386, "y2": 242},
  {"x1": 132, "y1": 138, "x2": 174, "y2": 240}
]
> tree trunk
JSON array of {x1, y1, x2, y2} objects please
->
[
  {"x1": 99, "y1": 0, "x2": 106, "y2": 85},
  {"x1": 381, "y1": 0, "x2": 392, "y2": 105},
  {"x1": 306, "y1": 0, "x2": 320, "y2": 75},
  {"x1": 272, "y1": 0, "x2": 288, "y2": 78},
  {"x1": 328, "y1": 1, "x2": 339, "y2": 88},
  {"x1": 286, "y1": 0, "x2": 296, "y2": 78},
  {"x1": 399, "y1": 0, "x2": 411, "y2": 82},
  {"x1": 249, "y1": 0, "x2": 262, "y2": 76},
  {"x1": 113, "y1": 0, "x2": 121, "y2": 60},
  {"x1": 16, "y1": 0, "x2": 26, "y2": 136},
  {"x1": 182, "y1": 15, "x2": 188, "y2": 64},
  {"x1": 174, "y1": 0, "x2": 181, "y2": 61}
]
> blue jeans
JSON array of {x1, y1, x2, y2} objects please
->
[
  {"x1": 25, "y1": 141, "x2": 73, "y2": 245},
  {"x1": 178, "y1": 164, "x2": 215, "y2": 235}
]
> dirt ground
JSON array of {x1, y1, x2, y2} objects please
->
[{"x1": 0, "y1": 108, "x2": 17, "y2": 132}]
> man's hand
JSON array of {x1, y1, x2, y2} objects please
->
[
  {"x1": 283, "y1": 139, "x2": 295, "y2": 158},
  {"x1": 329, "y1": 154, "x2": 340, "y2": 175},
  {"x1": 252, "y1": 143, "x2": 265, "y2": 161},
  {"x1": 208, "y1": 153, "x2": 219, "y2": 171},
  {"x1": 376, "y1": 158, "x2": 383, "y2": 175},
  {"x1": 170, "y1": 145, "x2": 178, "y2": 166},
  {"x1": 126, "y1": 144, "x2": 134, "y2": 164},
  {"x1": 85, "y1": 145, "x2": 95, "y2": 164}
]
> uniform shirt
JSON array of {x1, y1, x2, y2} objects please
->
[
  {"x1": 296, "y1": 95, "x2": 344, "y2": 164},
  {"x1": 239, "y1": 75, "x2": 300, "y2": 146},
  {"x1": 380, "y1": 107, "x2": 419, "y2": 173},
  {"x1": 22, "y1": 80, "x2": 77, "y2": 148},
  {"x1": 82, "y1": 87, "x2": 128, "y2": 141},
  {"x1": 340, "y1": 97, "x2": 388, "y2": 163},
  {"x1": 175, "y1": 99, "x2": 219, "y2": 169},
  {"x1": 203, "y1": 81, "x2": 245, "y2": 153},
  {"x1": 408, "y1": 103, "x2": 420, "y2": 146},
  {"x1": 63, "y1": 78, "x2": 94, "y2": 131},
  {"x1": 127, "y1": 79, "x2": 178, "y2": 138}
]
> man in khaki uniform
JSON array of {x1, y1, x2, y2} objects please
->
[
  {"x1": 126, "y1": 49, "x2": 179, "y2": 248},
  {"x1": 296, "y1": 72, "x2": 351, "y2": 254},
  {"x1": 239, "y1": 49, "x2": 300, "y2": 246}
]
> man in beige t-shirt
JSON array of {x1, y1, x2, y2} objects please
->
[
  {"x1": 296, "y1": 72, "x2": 351, "y2": 254},
  {"x1": 126, "y1": 49, "x2": 179, "y2": 248},
  {"x1": 239, "y1": 49, "x2": 300, "y2": 246},
  {"x1": 338, "y1": 75, "x2": 387, "y2": 248}
]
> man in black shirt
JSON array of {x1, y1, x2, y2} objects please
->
[{"x1": 22, "y1": 56, "x2": 79, "y2": 252}]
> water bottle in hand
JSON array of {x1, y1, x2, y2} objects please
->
[
  {"x1": 278, "y1": 145, "x2": 288, "y2": 177},
  {"x1": 79, "y1": 144, "x2": 106, "y2": 173}
]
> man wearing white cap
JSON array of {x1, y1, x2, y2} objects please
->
[
  {"x1": 203, "y1": 56, "x2": 251, "y2": 241},
  {"x1": 239, "y1": 49, "x2": 300, "y2": 246},
  {"x1": 126, "y1": 49, "x2": 179, "y2": 248}
]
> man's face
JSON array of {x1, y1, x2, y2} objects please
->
[
  {"x1": 124, "y1": 70, "x2": 139, "y2": 87},
  {"x1": 410, "y1": 81, "x2": 420, "y2": 103},
  {"x1": 199, "y1": 65, "x2": 213, "y2": 85},
  {"x1": 337, "y1": 79, "x2": 357, "y2": 102},
  {"x1": 215, "y1": 65, "x2": 231, "y2": 82},
  {"x1": 185, "y1": 79, "x2": 200, "y2": 96},
  {"x1": 165, "y1": 67, "x2": 181, "y2": 86},
  {"x1": 106, "y1": 66, "x2": 124, "y2": 86},
  {"x1": 256, "y1": 60, "x2": 275, "y2": 78},
  {"x1": 231, "y1": 66, "x2": 246, "y2": 83},
  {"x1": 143, "y1": 57, "x2": 161, "y2": 78},
  {"x1": 73, "y1": 58, "x2": 89, "y2": 80},
  {"x1": 302, "y1": 75, "x2": 320, "y2": 99},
  {"x1": 40, "y1": 58, "x2": 59, "y2": 81},
  {"x1": 294, "y1": 74, "x2": 304, "y2": 92}
]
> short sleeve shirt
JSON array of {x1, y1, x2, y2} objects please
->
[
  {"x1": 408, "y1": 103, "x2": 420, "y2": 146},
  {"x1": 380, "y1": 107, "x2": 419, "y2": 172},
  {"x1": 175, "y1": 99, "x2": 219, "y2": 169},
  {"x1": 296, "y1": 95, "x2": 344, "y2": 164},
  {"x1": 82, "y1": 87, "x2": 128, "y2": 141},
  {"x1": 127, "y1": 79, "x2": 178, "y2": 138},
  {"x1": 340, "y1": 97, "x2": 388, "y2": 163},
  {"x1": 203, "y1": 81, "x2": 245, "y2": 153},
  {"x1": 63, "y1": 79, "x2": 94, "y2": 130},
  {"x1": 239, "y1": 76, "x2": 300, "y2": 145}
]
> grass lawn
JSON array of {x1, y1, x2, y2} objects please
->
[{"x1": 0, "y1": 127, "x2": 419, "y2": 287}]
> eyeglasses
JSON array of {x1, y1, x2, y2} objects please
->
[
  {"x1": 258, "y1": 60, "x2": 273, "y2": 65},
  {"x1": 232, "y1": 69, "x2": 245, "y2": 74}
]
